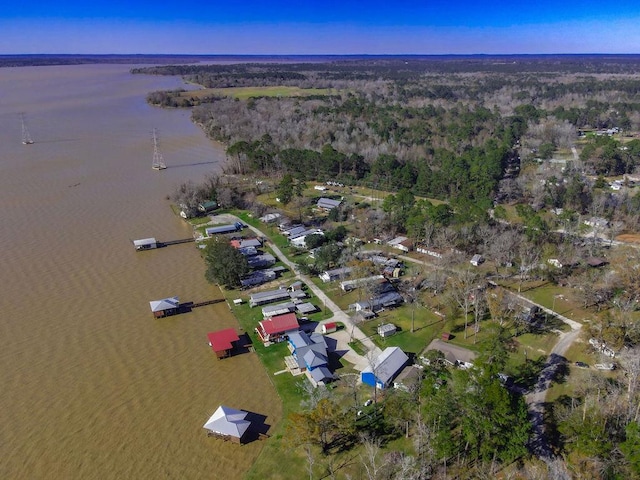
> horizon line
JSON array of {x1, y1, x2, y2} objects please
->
[{"x1": 2, "y1": 52, "x2": 640, "y2": 57}]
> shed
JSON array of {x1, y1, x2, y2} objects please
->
[
  {"x1": 207, "y1": 328, "x2": 240, "y2": 359},
  {"x1": 133, "y1": 237, "x2": 158, "y2": 251},
  {"x1": 149, "y1": 296, "x2": 180, "y2": 318},
  {"x1": 322, "y1": 322, "x2": 337, "y2": 334},
  {"x1": 377, "y1": 323, "x2": 397, "y2": 338},
  {"x1": 203, "y1": 406, "x2": 251, "y2": 444},
  {"x1": 361, "y1": 347, "x2": 409, "y2": 389},
  {"x1": 470, "y1": 254, "x2": 485, "y2": 266}
]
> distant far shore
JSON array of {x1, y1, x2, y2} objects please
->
[{"x1": 4, "y1": 53, "x2": 640, "y2": 68}]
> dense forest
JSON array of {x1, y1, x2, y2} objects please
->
[{"x1": 136, "y1": 57, "x2": 640, "y2": 220}]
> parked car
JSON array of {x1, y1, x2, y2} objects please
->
[{"x1": 575, "y1": 361, "x2": 589, "y2": 368}]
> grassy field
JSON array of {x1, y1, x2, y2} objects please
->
[{"x1": 181, "y1": 86, "x2": 336, "y2": 100}]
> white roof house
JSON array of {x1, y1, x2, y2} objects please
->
[
  {"x1": 203, "y1": 405, "x2": 251, "y2": 443},
  {"x1": 319, "y1": 267, "x2": 352, "y2": 283}
]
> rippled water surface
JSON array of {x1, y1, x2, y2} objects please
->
[{"x1": 0, "y1": 64, "x2": 281, "y2": 480}]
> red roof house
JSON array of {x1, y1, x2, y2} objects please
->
[
  {"x1": 256, "y1": 313, "x2": 299, "y2": 343},
  {"x1": 207, "y1": 328, "x2": 240, "y2": 359}
]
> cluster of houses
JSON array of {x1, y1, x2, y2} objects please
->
[{"x1": 244, "y1": 283, "x2": 337, "y2": 387}]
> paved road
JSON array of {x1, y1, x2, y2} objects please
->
[{"x1": 218, "y1": 214, "x2": 382, "y2": 371}]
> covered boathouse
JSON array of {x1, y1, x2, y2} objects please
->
[
  {"x1": 149, "y1": 296, "x2": 180, "y2": 318},
  {"x1": 207, "y1": 328, "x2": 240, "y2": 359},
  {"x1": 203, "y1": 406, "x2": 251, "y2": 444},
  {"x1": 133, "y1": 237, "x2": 158, "y2": 251}
]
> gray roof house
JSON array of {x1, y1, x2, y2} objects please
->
[
  {"x1": 353, "y1": 291, "x2": 404, "y2": 312},
  {"x1": 317, "y1": 197, "x2": 342, "y2": 211},
  {"x1": 424, "y1": 339, "x2": 476, "y2": 369},
  {"x1": 361, "y1": 347, "x2": 409, "y2": 389},
  {"x1": 249, "y1": 288, "x2": 292, "y2": 307}
]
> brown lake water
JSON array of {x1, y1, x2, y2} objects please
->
[{"x1": 0, "y1": 64, "x2": 281, "y2": 480}]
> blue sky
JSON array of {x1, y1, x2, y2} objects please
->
[{"x1": 2, "y1": 1, "x2": 640, "y2": 54}]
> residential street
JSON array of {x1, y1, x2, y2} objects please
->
[{"x1": 221, "y1": 214, "x2": 382, "y2": 371}]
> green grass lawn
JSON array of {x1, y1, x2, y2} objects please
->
[
  {"x1": 360, "y1": 306, "x2": 446, "y2": 355},
  {"x1": 182, "y1": 86, "x2": 337, "y2": 100}
]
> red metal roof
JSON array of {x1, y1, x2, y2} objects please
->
[
  {"x1": 207, "y1": 328, "x2": 240, "y2": 352},
  {"x1": 259, "y1": 313, "x2": 299, "y2": 335}
]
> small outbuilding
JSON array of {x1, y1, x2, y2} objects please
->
[
  {"x1": 470, "y1": 254, "x2": 485, "y2": 267},
  {"x1": 377, "y1": 323, "x2": 397, "y2": 338},
  {"x1": 321, "y1": 322, "x2": 337, "y2": 334}
]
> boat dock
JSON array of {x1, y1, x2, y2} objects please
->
[{"x1": 133, "y1": 237, "x2": 195, "y2": 251}]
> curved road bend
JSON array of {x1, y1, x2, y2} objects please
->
[{"x1": 220, "y1": 215, "x2": 382, "y2": 371}]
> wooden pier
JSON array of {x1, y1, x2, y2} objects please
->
[
  {"x1": 134, "y1": 237, "x2": 194, "y2": 251},
  {"x1": 158, "y1": 238, "x2": 195, "y2": 247}
]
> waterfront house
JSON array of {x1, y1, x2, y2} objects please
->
[
  {"x1": 249, "y1": 288, "x2": 291, "y2": 307},
  {"x1": 256, "y1": 312, "x2": 300, "y2": 343},
  {"x1": 230, "y1": 238, "x2": 263, "y2": 250},
  {"x1": 261, "y1": 302, "x2": 296, "y2": 318},
  {"x1": 361, "y1": 347, "x2": 409, "y2": 389},
  {"x1": 240, "y1": 270, "x2": 276, "y2": 288},
  {"x1": 207, "y1": 328, "x2": 240, "y2": 359},
  {"x1": 203, "y1": 406, "x2": 251, "y2": 444},
  {"x1": 149, "y1": 296, "x2": 180, "y2": 318},
  {"x1": 287, "y1": 331, "x2": 334, "y2": 386},
  {"x1": 247, "y1": 253, "x2": 276, "y2": 269},
  {"x1": 205, "y1": 222, "x2": 244, "y2": 236}
]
